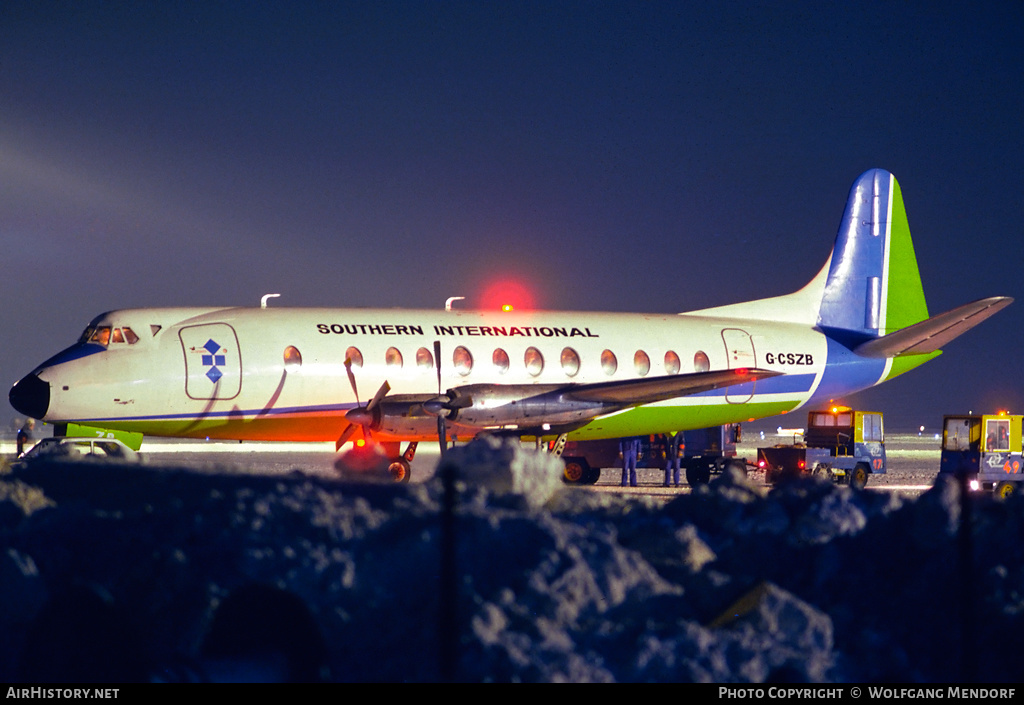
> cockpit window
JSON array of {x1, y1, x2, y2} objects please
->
[
  {"x1": 79, "y1": 325, "x2": 140, "y2": 347},
  {"x1": 89, "y1": 327, "x2": 111, "y2": 346}
]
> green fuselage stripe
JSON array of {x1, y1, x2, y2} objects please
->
[{"x1": 568, "y1": 400, "x2": 801, "y2": 440}]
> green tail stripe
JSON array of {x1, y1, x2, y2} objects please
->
[
  {"x1": 883, "y1": 350, "x2": 941, "y2": 382},
  {"x1": 884, "y1": 178, "x2": 930, "y2": 332}
]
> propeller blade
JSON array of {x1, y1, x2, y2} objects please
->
[
  {"x1": 344, "y1": 356, "x2": 360, "y2": 405},
  {"x1": 335, "y1": 423, "x2": 358, "y2": 451},
  {"x1": 367, "y1": 381, "x2": 391, "y2": 411},
  {"x1": 433, "y1": 340, "x2": 442, "y2": 395},
  {"x1": 340, "y1": 358, "x2": 391, "y2": 446},
  {"x1": 345, "y1": 381, "x2": 390, "y2": 430},
  {"x1": 434, "y1": 340, "x2": 446, "y2": 457}
]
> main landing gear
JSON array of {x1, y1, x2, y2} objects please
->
[{"x1": 335, "y1": 440, "x2": 417, "y2": 483}]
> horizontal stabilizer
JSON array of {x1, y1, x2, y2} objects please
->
[
  {"x1": 853, "y1": 296, "x2": 1013, "y2": 358},
  {"x1": 564, "y1": 367, "x2": 781, "y2": 405}
]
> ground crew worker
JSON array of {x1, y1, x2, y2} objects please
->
[
  {"x1": 664, "y1": 433, "x2": 683, "y2": 487},
  {"x1": 17, "y1": 419, "x2": 34, "y2": 457},
  {"x1": 620, "y1": 437, "x2": 640, "y2": 487}
]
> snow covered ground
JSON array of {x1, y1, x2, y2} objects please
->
[{"x1": 1, "y1": 435, "x2": 1021, "y2": 682}]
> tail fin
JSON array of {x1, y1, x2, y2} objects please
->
[
  {"x1": 689, "y1": 169, "x2": 1011, "y2": 351},
  {"x1": 817, "y1": 169, "x2": 928, "y2": 342},
  {"x1": 820, "y1": 168, "x2": 1012, "y2": 353}
]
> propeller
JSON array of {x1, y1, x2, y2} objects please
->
[
  {"x1": 335, "y1": 356, "x2": 391, "y2": 451},
  {"x1": 433, "y1": 340, "x2": 446, "y2": 457},
  {"x1": 421, "y1": 340, "x2": 476, "y2": 456}
]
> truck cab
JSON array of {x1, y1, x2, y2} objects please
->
[
  {"x1": 939, "y1": 412, "x2": 1023, "y2": 497},
  {"x1": 757, "y1": 406, "x2": 885, "y2": 488}
]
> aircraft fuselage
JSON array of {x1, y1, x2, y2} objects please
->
[{"x1": 15, "y1": 305, "x2": 841, "y2": 443}]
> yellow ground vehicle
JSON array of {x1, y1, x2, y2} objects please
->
[
  {"x1": 939, "y1": 412, "x2": 1023, "y2": 498},
  {"x1": 756, "y1": 406, "x2": 885, "y2": 489}
]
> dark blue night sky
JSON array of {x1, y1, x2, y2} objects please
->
[{"x1": 2, "y1": 1, "x2": 1021, "y2": 430}]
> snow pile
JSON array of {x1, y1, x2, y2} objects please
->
[
  {"x1": 1, "y1": 438, "x2": 1022, "y2": 682},
  {"x1": 440, "y1": 435, "x2": 565, "y2": 509}
]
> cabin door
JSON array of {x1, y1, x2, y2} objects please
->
[
  {"x1": 721, "y1": 328, "x2": 756, "y2": 403},
  {"x1": 179, "y1": 323, "x2": 242, "y2": 400}
]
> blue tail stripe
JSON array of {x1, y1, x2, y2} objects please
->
[{"x1": 817, "y1": 169, "x2": 890, "y2": 336}]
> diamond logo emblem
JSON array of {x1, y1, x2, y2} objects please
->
[{"x1": 200, "y1": 339, "x2": 227, "y2": 383}]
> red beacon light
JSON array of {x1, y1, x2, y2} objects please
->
[{"x1": 502, "y1": 303, "x2": 514, "y2": 312}]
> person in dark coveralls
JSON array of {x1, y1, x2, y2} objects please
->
[
  {"x1": 620, "y1": 437, "x2": 640, "y2": 487},
  {"x1": 16, "y1": 419, "x2": 34, "y2": 456},
  {"x1": 664, "y1": 433, "x2": 683, "y2": 487}
]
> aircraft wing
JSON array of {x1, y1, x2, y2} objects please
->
[
  {"x1": 561, "y1": 367, "x2": 782, "y2": 405},
  {"x1": 854, "y1": 296, "x2": 1013, "y2": 358}
]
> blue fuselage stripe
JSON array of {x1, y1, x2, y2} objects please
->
[
  {"x1": 809, "y1": 337, "x2": 886, "y2": 405},
  {"x1": 693, "y1": 372, "x2": 817, "y2": 398}
]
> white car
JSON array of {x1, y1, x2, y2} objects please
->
[{"x1": 18, "y1": 437, "x2": 140, "y2": 463}]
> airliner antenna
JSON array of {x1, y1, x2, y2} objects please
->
[
  {"x1": 445, "y1": 296, "x2": 465, "y2": 311},
  {"x1": 261, "y1": 293, "x2": 281, "y2": 309}
]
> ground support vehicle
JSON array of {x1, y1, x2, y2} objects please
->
[
  {"x1": 558, "y1": 423, "x2": 746, "y2": 485},
  {"x1": 939, "y1": 413, "x2": 1023, "y2": 498},
  {"x1": 15, "y1": 436, "x2": 139, "y2": 466},
  {"x1": 756, "y1": 407, "x2": 885, "y2": 489}
]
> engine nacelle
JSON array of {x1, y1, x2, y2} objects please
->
[{"x1": 446, "y1": 384, "x2": 610, "y2": 429}]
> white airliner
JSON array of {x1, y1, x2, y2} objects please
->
[{"x1": 9, "y1": 169, "x2": 1011, "y2": 480}]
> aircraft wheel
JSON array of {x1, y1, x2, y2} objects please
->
[
  {"x1": 850, "y1": 463, "x2": 869, "y2": 490},
  {"x1": 686, "y1": 462, "x2": 711, "y2": 486},
  {"x1": 995, "y1": 481, "x2": 1016, "y2": 499},
  {"x1": 387, "y1": 458, "x2": 412, "y2": 483},
  {"x1": 562, "y1": 457, "x2": 591, "y2": 485}
]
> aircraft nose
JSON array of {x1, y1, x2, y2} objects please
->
[{"x1": 9, "y1": 373, "x2": 50, "y2": 420}]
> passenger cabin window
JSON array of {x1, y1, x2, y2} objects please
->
[
  {"x1": 493, "y1": 348, "x2": 510, "y2": 374},
  {"x1": 284, "y1": 346, "x2": 302, "y2": 369},
  {"x1": 694, "y1": 351, "x2": 710, "y2": 373},
  {"x1": 664, "y1": 351, "x2": 680, "y2": 375},
  {"x1": 453, "y1": 346, "x2": 473, "y2": 376},
  {"x1": 601, "y1": 349, "x2": 617, "y2": 376},
  {"x1": 345, "y1": 347, "x2": 363, "y2": 369},
  {"x1": 560, "y1": 348, "x2": 580, "y2": 377},
  {"x1": 416, "y1": 347, "x2": 434, "y2": 370},
  {"x1": 525, "y1": 347, "x2": 544, "y2": 377},
  {"x1": 386, "y1": 347, "x2": 403, "y2": 368},
  {"x1": 634, "y1": 350, "x2": 650, "y2": 377}
]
